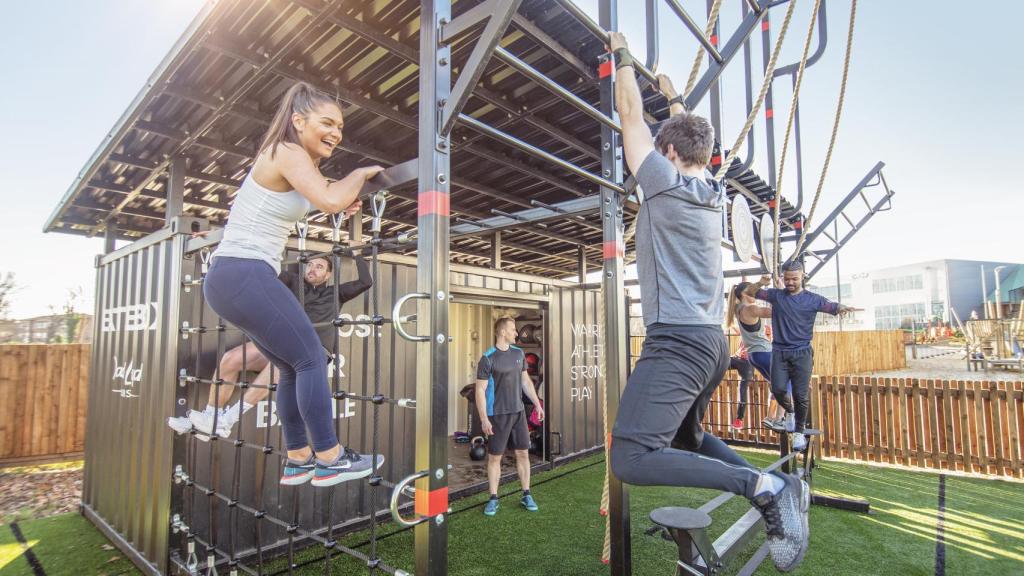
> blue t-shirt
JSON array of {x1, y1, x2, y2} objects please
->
[
  {"x1": 756, "y1": 288, "x2": 839, "y2": 351},
  {"x1": 476, "y1": 346, "x2": 526, "y2": 416}
]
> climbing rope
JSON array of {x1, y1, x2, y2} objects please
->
[
  {"x1": 682, "y1": 0, "x2": 724, "y2": 101},
  {"x1": 773, "y1": 0, "x2": 823, "y2": 271},
  {"x1": 792, "y1": 0, "x2": 858, "y2": 258},
  {"x1": 599, "y1": 286, "x2": 611, "y2": 564}
]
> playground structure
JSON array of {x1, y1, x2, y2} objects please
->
[{"x1": 965, "y1": 314, "x2": 1024, "y2": 373}]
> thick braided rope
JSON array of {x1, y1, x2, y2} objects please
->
[
  {"x1": 773, "y1": 0, "x2": 823, "y2": 269},
  {"x1": 599, "y1": 287, "x2": 612, "y2": 563},
  {"x1": 793, "y1": 0, "x2": 857, "y2": 258},
  {"x1": 682, "y1": 0, "x2": 724, "y2": 100},
  {"x1": 624, "y1": 0, "x2": 798, "y2": 259}
]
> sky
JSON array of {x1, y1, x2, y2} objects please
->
[{"x1": 1, "y1": 0, "x2": 1021, "y2": 319}]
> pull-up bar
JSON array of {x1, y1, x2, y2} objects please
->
[
  {"x1": 493, "y1": 47, "x2": 621, "y2": 133},
  {"x1": 553, "y1": 0, "x2": 659, "y2": 85},
  {"x1": 459, "y1": 113, "x2": 625, "y2": 194}
]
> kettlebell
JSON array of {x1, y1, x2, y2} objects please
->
[{"x1": 469, "y1": 436, "x2": 487, "y2": 461}]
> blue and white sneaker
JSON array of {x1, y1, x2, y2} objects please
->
[
  {"x1": 311, "y1": 448, "x2": 384, "y2": 488},
  {"x1": 751, "y1": 473, "x2": 808, "y2": 572},
  {"x1": 280, "y1": 456, "x2": 315, "y2": 486},
  {"x1": 521, "y1": 493, "x2": 538, "y2": 512},
  {"x1": 484, "y1": 498, "x2": 499, "y2": 516},
  {"x1": 792, "y1": 432, "x2": 808, "y2": 452}
]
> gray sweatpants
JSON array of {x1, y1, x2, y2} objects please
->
[{"x1": 610, "y1": 325, "x2": 761, "y2": 499}]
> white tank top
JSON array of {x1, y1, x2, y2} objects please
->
[{"x1": 213, "y1": 174, "x2": 310, "y2": 273}]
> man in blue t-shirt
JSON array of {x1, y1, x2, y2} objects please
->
[
  {"x1": 475, "y1": 317, "x2": 545, "y2": 517},
  {"x1": 747, "y1": 260, "x2": 859, "y2": 450}
]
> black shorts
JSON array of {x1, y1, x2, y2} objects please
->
[{"x1": 488, "y1": 411, "x2": 530, "y2": 455}]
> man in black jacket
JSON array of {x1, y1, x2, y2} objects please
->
[{"x1": 169, "y1": 255, "x2": 373, "y2": 439}]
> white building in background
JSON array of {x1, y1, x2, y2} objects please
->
[{"x1": 808, "y1": 259, "x2": 1021, "y2": 332}]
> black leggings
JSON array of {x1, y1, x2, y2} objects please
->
[
  {"x1": 204, "y1": 257, "x2": 337, "y2": 452},
  {"x1": 729, "y1": 356, "x2": 754, "y2": 420}
]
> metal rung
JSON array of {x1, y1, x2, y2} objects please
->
[
  {"x1": 491, "y1": 208, "x2": 548, "y2": 228},
  {"x1": 840, "y1": 211, "x2": 855, "y2": 227},
  {"x1": 859, "y1": 189, "x2": 872, "y2": 210},
  {"x1": 459, "y1": 114, "x2": 625, "y2": 194},
  {"x1": 493, "y1": 47, "x2": 620, "y2": 133}
]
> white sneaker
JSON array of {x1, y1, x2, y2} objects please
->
[
  {"x1": 188, "y1": 408, "x2": 233, "y2": 439},
  {"x1": 167, "y1": 416, "x2": 192, "y2": 435},
  {"x1": 792, "y1": 432, "x2": 808, "y2": 452},
  {"x1": 784, "y1": 412, "x2": 796, "y2": 433}
]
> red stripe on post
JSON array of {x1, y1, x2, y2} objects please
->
[
  {"x1": 710, "y1": 34, "x2": 719, "y2": 47},
  {"x1": 762, "y1": 20, "x2": 770, "y2": 32},
  {"x1": 768, "y1": 200, "x2": 777, "y2": 209},
  {"x1": 603, "y1": 241, "x2": 624, "y2": 260},
  {"x1": 418, "y1": 190, "x2": 450, "y2": 217},
  {"x1": 598, "y1": 60, "x2": 613, "y2": 79},
  {"x1": 765, "y1": 108, "x2": 774, "y2": 119},
  {"x1": 793, "y1": 220, "x2": 803, "y2": 230},
  {"x1": 415, "y1": 486, "x2": 449, "y2": 517},
  {"x1": 711, "y1": 155, "x2": 722, "y2": 166}
]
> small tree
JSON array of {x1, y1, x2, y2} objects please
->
[
  {"x1": 63, "y1": 287, "x2": 83, "y2": 343},
  {"x1": 0, "y1": 272, "x2": 16, "y2": 320}
]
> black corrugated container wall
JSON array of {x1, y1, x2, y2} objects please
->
[
  {"x1": 83, "y1": 225, "x2": 190, "y2": 575},
  {"x1": 84, "y1": 230, "x2": 607, "y2": 574}
]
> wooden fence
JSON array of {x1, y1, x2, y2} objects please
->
[
  {"x1": 705, "y1": 376, "x2": 1024, "y2": 479},
  {"x1": 0, "y1": 344, "x2": 89, "y2": 464},
  {"x1": 632, "y1": 330, "x2": 907, "y2": 375}
]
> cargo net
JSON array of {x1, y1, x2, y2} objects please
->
[{"x1": 172, "y1": 193, "x2": 417, "y2": 575}]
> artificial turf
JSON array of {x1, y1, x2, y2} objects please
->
[{"x1": 2, "y1": 450, "x2": 1023, "y2": 575}]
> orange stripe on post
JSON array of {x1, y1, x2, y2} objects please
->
[
  {"x1": 418, "y1": 190, "x2": 450, "y2": 217},
  {"x1": 710, "y1": 34, "x2": 719, "y2": 47},
  {"x1": 415, "y1": 486, "x2": 449, "y2": 517},
  {"x1": 603, "y1": 241, "x2": 624, "y2": 260},
  {"x1": 711, "y1": 155, "x2": 722, "y2": 167},
  {"x1": 598, "y1": 59, "x2": 613, "y2": 79},
  {"x1": 793, "y1": 220, "x2": 803, "y2": 230},
  {"x1": 768, "y1": 200, "x2": 777, "y2": 209},
  {"x1": 762, "y1": 20, "x2": 770, "y2": 32},
  {"x1": 765, "y1": 108, "x2": 774, "y2": 119}
]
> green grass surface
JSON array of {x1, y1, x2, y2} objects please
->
[
  {"x1": 2, "y1": 451, "x2": 1023, "y2": 575},
  {"x1": 0, "y1": 513, "x2": 137, "y2": 575}
]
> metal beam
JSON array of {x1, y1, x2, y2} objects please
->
[
  {"x1": 166, "y1": 156, "x2": 186, "y2": 223},
  {"x1": 492, "y1": 46, "x2": 619, "y2": 132},
  {"x1": 490, "y1": 231, "x2": 502, "y2": 270},
  {"x1": 684, "y1": 3, "x2": 767, "y2": 111},
  {"x1": 104, "y1": 220, "x2": 117, "y2": 253},
  {"x1": 440, "y1": 0, "x2": 495, "y2": 43},
  {"x1": 598, "y1": 0, "x2": 631, "y2": 571},
  {"x1": 663, "y1": 0, "x2": 725, "y2": 63},
  {"x1": 801, "y1": 162, "x2": 886, "y2": 249},
  {"x1": 460, "y1": 114, "x2": 624, "y2": 194},
  {"x1": 451, "y1": 194, "x2": 599, "y2": 236},
  {"x1": 441, "y1": 0, "x2": 522, "y2": 136},
  {"x1": 415, "y1": 2, "x2": 451, "y2": 573}
]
